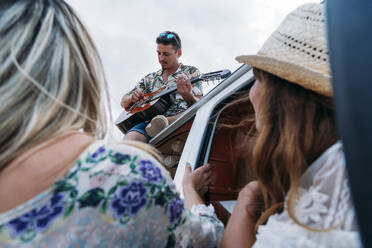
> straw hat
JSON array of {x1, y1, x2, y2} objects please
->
[{"x1": 236, "y1": 3, "x2": 332, "y2": 97}]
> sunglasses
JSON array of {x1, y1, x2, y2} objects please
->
[
  {"x1": 158, "y1": 32, "x2": 180, "y2": 49},
  {"x1": 158, "y1": 33, "x2": 176, "y2": 40}
]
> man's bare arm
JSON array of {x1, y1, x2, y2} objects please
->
[
  {"x1": 121, "y1": 94, "x2": 132, "y2": 109},
  {"x1": 121, "y1": 89, "x2": 144, "y2": 109}
]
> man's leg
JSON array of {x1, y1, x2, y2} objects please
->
[
  {"x1": 123, "y1": 131, "x2": 148, "y2": 142},
  {"x1": 123, "y1": 121, "x2": 151, "y2": 143},
  {"x1": 166, "y1": 113, "x2": 182, "y2": 124}
]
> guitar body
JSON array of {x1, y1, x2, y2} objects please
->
[{"x1": 115, "y1": 93, "x2": 175, "y2": 134}]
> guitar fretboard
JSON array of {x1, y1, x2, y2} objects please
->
[{"x1": 144, "y1": 76, "x2": 202, "y2": 103}]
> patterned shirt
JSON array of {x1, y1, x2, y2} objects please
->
[
  {"x1": 0, "y1": 141, "x2": 223, "y2": 247},
  {"x1": 128, "y1": 63, "x2": 202, "y2": 116}
]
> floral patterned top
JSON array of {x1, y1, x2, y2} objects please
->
[
  {"x1": 0, "y1": 141, "x2": 223, "y2": 247},
  {"x1": 128, "y1": 63, "x2": 202, "y2": 116}
]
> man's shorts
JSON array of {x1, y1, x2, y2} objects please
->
[{"x1": 127, "y1": 121, "x2": 151, "y2": 141}]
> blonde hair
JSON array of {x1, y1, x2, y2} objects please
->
[{"x1": 0, "y1": 0, "x2": 111, "y2": 170}]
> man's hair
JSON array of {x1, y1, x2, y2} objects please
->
[{"x1": 156, "y1": 31, "x2": 182, "y2": 51}]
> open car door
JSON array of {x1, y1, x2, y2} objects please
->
[{"x1": 327, "y1": 1, "x2": 372, "y2": 247}]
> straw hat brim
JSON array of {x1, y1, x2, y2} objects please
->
[{"x1": 236, "y1": 54, "x2": 333, "y2": 97}]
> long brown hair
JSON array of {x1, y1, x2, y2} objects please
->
[{"x1": 248, "y1": 68, "x2": 339, "y2": 229}]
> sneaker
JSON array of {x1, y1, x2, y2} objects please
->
[{"x1": 145, "y1": 115, "x2": 169, "y2": 137}]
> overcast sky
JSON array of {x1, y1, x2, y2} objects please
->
[{"x1": 66, "y1": 0, "x2": 313, "y2": 123}]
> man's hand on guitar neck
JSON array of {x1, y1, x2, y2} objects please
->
[
  {"x1": 121, "y1": 89, "x2": 144, "y2": 110},
  {"x1": 177, "y1": 75, "x2": 201, "y2": 105}
]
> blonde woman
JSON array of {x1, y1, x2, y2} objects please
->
[
  {"x1": 0, "y1": 1, "x2": 223, "y2": 247},
  {"x1": 221, "y1": 3, "x2": 361, "y2": 248}
]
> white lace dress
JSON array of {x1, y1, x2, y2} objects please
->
[{"x1": 253, "y1": 142, "x2": 362, "y2": 248}]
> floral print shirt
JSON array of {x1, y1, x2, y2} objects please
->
[
  {"x1": 128, "y1": 63, "x2": 202, "y2": 116},
  {"x1": 0, "y1": 141, "x2": 223, "y2": 247}
]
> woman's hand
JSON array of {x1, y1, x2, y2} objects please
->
[
  {"x1": 182, "y1": 163, "x2": 211, "y2": 208},
  {"x1": 182, "y1": 163, "x2": 211, "y2": 196}
]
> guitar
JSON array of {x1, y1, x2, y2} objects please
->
[{"x1": 115, "y1": 69, "x2": 231, "y2": 134}]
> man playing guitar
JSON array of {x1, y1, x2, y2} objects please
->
[{"x1": 121, "y1": 31, "x2": 202, "y2": 142}]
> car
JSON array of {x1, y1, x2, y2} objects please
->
[{"x1": 148, "y1": 64, "x2": 255, "y2": 221}]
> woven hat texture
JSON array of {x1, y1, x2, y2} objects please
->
[{"x1": 236, "y1": 3, "x2": 332, "y2": 97}]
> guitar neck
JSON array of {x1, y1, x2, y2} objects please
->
[{"x1": 147, "y1": 76, "x2": 202, "y2": 102}]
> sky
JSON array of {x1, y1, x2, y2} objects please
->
[{"x1": 66, "y1": 0, "x2": 313, "y2": 124}]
